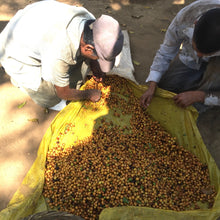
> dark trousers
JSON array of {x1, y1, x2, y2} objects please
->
[{"x1": 158, "y1": 56, "x2": 208, "y2": 93}]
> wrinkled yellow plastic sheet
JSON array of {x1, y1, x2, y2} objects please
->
[{"x1": 0, "y1": 78, "x2": 220, "y2": 220}]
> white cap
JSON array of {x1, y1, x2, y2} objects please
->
[{"x1": 93, "y1": 15, "x2": 124, "y2": 72}]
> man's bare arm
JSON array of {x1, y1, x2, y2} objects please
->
[{"x1": 55, "y1": 85, "x2": 101, "y2": 102}]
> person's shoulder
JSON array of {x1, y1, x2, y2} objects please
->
[
  {"x1": 179, "y1": 0, "x2": 220, "y2": 14},
  {"x1": 175, "y1": 0, "x2": 220, "y2": 25}
]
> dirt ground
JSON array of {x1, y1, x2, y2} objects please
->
[{"x1": 0, "y1": 0, "x2": 220, "y2": 213}]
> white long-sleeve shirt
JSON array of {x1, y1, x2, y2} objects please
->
[
  {"x1": 146, "y1": 0, "x2": 220, "y2": 106},
  {"x1": 0, "y1": 0, "x2": 95, "y2": 91}
]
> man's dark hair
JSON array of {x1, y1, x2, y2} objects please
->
[
  {"x1": 83, "y1": 19, "x2": 97, "y2": 56},
  {"x1": 193, "y1": 8, "x2": 220, "y2": 54}
]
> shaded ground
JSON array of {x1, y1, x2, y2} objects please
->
[{"x1": 0, "y1": 0, "x2": 219, "y2": 212}]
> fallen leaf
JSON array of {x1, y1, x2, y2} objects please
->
[
  {"x1": 129, "y1": 30, "x2": 135, "y2": 34},
  {"x1": 18, "y1": 101, "x2": 27, "y2": 109},
  {"x1": 133, "y1": 60, "x2": 140, "y2": 66},
  {"x1": 161, "y1": 28, "x2": 167, "y2": 33},
  {"x1": 144, "y1": 6, "x2": 152, "y2": 9},
  {"x1": 28, "y1": 118, "x2": 39, "y2": 123},
  {"x1": 44, "y1": 108, "x2": 49, "y2": 114},
  {"x1": 131, "y1": 15, "x2": 143, "y2": 19}
]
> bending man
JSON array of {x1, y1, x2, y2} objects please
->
[{"x1": 0, "y1": 0, "x2": 124, "y2": 110}]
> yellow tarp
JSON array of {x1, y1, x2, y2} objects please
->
[{"x1": 0, "y1": 78, "x2": 220, "y2": 220}]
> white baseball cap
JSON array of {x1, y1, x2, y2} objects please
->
[{"x1": 93, "y1": 15, "x2": 124, "y2": 72}]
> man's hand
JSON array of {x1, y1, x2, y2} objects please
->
[
  {"x1": 173, "y1": 91, "x2": 205, "y2": 108},
  {"x1": 55, "y1": 85, "x2": 101, "y2": 102},
  {"x1": 92, "y1": 74, "x2": 106, "y2": 82},
  {"x1": 90, "y1": 60, "x2": 106, "y2": 82},
  {"x1": 87, "y1": 89, "x2": 102, "y2": 102},
  {"x1": 140, "y1": 81, "x2": 157, "y2": 108}
]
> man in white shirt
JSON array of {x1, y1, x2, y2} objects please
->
[
  {"x1": 140, "y1": 0, "x2": 220, "y2": 111},
  {"x1": 0, "y1": 0, "x2": 124, "y2": 110}
]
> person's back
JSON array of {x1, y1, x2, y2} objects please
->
[
  {"x1": 0, "y1": 1, "x2": 93, "y2": 64},
  {"x1": 0, "y1": 1, "x2": 94, "y2": 92}
]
